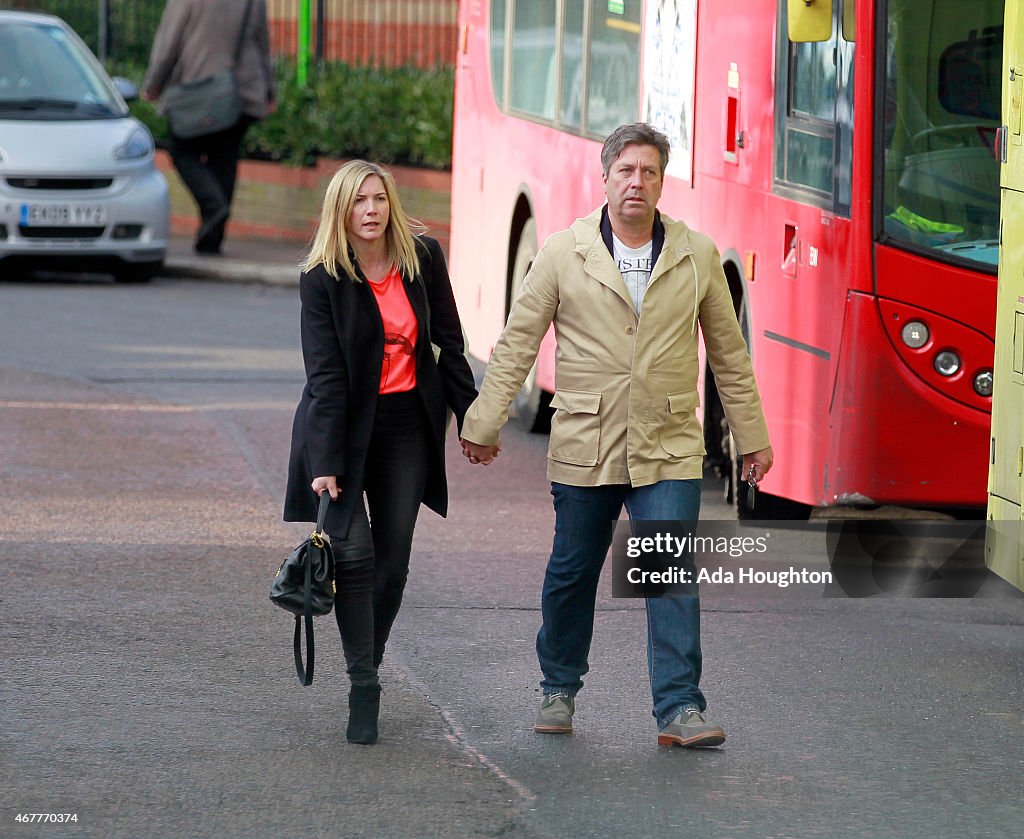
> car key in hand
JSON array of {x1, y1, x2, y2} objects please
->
[{"x1": 745, "y1": 465, "x2": 758, "y2": 513}]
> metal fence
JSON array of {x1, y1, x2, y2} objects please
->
[
  {"x1": 0, "y1": 0, "x2": 458, "y2": 68},
  {"x1": 268, "y1": 0, "x2": 457, "y2": 67},
  {"x1": 1, "y1": 0, "x2": 162, "y2": 65}
]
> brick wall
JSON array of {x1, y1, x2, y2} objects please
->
[
  {"x1": 267, "y1": 0, "x2": 457, "y2": 67},
  {"x1": 157, "y1": 152, "x2": 452, "y2": 255}
]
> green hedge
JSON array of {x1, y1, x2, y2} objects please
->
[{"x1": 110, "y1": 60, "x2": 454, "y2": 171}]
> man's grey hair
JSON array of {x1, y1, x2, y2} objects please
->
[{"x1": 601, "y1": 123, "x2": 671, "y2": 176}]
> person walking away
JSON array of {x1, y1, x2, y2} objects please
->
[{"x1": 142, "y1": 0, "x2": 275, "y2": 255}]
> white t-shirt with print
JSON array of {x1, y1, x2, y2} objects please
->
[{"x1": 612, "y1": 233, "x2": 654, "y2": 314}]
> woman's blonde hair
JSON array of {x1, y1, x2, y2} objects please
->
[{"x1": 304, "y1": 160, "x2": 425, "y2": 281}]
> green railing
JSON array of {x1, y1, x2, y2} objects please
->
[{"x1": 1, "y1": 1, "x2": 457, "y2": 68}]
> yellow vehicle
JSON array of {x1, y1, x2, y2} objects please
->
[{"x1": 987, "y1": 0, "x2": 1024, "y2": 590}]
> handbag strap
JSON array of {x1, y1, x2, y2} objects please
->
[
  {"x1": 292, "y1": 548, "x2": 315, "y2": 685},
  {"x1": 233, "y1": 0, "x2": 255, "y2": 69},
  {"x1": 293, "y1": 491, "x2": 332, "y2": 686},
  {"x1": 314, "y1": 489, "x2": 331, "y2": 535}
]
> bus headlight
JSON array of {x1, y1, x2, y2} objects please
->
[
  {"x1": 934, "y1": 350, "x2": 961, "y2": 377},
  {"x1": 972, "y1": 370, "x2": 994, "y2": 397},
  {"x1": 901, "y1": 320, "x2": 929, "y2": 348}
]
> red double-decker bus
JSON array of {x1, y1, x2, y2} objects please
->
[{"x1": 449, "y1": 0, "x2": 1001, "y2": 514}]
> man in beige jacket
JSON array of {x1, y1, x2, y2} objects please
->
[{"x1": 461, "y1": 123, "x2": 772, "y2": 748}]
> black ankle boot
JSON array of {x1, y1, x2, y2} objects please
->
[{"x1": 346, "y1": 685, "x2": 381, "y2": 744}]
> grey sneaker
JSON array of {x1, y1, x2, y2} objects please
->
[
  {"x1": 534, "y1": 693, "x2": 575, "y2": 733},
  {"x1": 658, "y1": 708, "x2": 725, "y2": 748}
]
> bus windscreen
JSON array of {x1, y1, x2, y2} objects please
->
[{"x1": 880, "y1": 0, "x2": 1002, "y2": 269}]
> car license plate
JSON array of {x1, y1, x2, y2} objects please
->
[{"x1": 20, "y1": 203, "x2": 106, "y2": 226}]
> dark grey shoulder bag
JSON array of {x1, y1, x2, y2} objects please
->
[{"x1": 162, "y1": 0, "x2": 253, "y2": 139}]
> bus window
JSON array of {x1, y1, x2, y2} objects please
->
[
  {"x1": 775, "y1": 6, "x2": 840, "y2": 201},
  {"x1": 510, "y1": 2, "x2": 558, "y2": 119},
  {"x1": 792, "y1": 41, "x2": 838, "y2": 121},
  {"x1": 490, "y1": 0, "x2": 507, "y2": 106},
  {"x1": 835, "y1": 34, "x2": 855, "y2": 213},
  {"x1": 586, "y1": 0, "x2": 641, "y2": 136},
  {"x1": 560, "y1": 0, "x2": 586, "y2": 130},
  {"x1": 879, "y1": 0, "x2": 1002, "y2": 270}
]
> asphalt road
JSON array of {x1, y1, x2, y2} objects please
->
[{"x1": 1, "y1": 275, "x2": 1022, "y2": 839}]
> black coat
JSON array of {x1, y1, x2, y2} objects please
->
[{"x1": 283, "y1": 236, "x2": 478, "y2": 537}]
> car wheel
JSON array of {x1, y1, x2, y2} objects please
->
[
  {"x1": 114, "y1": 260, "x2": 162, "y2": 284},
  {"x1": 0, "y1": 260, "x2": 30, "y2": 282}
]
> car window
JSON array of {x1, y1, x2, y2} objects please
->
[{"x1": 0, "y1": 19, "x2": 123, "y2": 116}]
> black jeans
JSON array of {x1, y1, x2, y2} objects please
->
[
  {"x1": 168, "y1": 117, "x2": 253, "y2": 253},
  {"x1": 330, "y1": 391, "x2": 430, "y2": 687}
]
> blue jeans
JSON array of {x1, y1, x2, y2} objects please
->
[{"x1": 537, "y1": 480, "x2": 705, "y2": 728}]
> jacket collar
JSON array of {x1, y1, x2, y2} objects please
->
[
  {"x1": 598, "y1": 205, "x2": 665, "y2": 268},
  {"x1": 571, "y1": 207, "x2": 695, "y2": 311},
  {"x1": 573, "y1": 207, "x2": 693, "y2": 260}
]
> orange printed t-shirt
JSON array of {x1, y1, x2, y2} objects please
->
[{"x1": 368, "y1": 267, "x2": 418, "y2": 394}]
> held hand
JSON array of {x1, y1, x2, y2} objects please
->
[
  {"x1": 311, "y1": 475, "x2": 339, "y2": 500},
  {"x1": 741, "y1": 446, "x2": 774, "y2": 486},
  {"x1": 460, "y1": 438, "x2": 501, "y2": 465},
  {"x1": 141, "y1": 89, "x2": 158, "y2": 102}
]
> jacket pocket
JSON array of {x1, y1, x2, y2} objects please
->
[
  {"x1": 549, "y1": 389, "x2": 602, "y2": 466},
  {"x1": 659, "y1": 391, "x2": 702, "y2": 457}
]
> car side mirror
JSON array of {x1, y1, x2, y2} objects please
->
[{"x1": 113, "y1": 76, "x2": 138, "y2": 102}]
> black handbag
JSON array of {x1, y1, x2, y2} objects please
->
[
  {"x1": 162, "y1": 0, "x2": 253, "y2": 138},
  {"x1": 270, "y1": 491, "x2": 335, "y2": 685}
]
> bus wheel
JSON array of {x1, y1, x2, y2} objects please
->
[{"x1": 508, "y1": 219, "x2": 551, "y2": 433}]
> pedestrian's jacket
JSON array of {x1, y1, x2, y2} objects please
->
[
  {"x1": 461, "y1": 207, "x2": 770, "y2": 487},
  {"x1": 143, "y1": 0, "x2": 276, "y2": 119},
  {"x1": 283, "y1": 236, "x2": 478, "y2": 537}
]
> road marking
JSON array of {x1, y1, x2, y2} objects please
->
[
  {"x1": 0, "y1": 401, "x2": 294, "y2": 412},
  {"x1": 389, "y1": 650, "x2": 537, "y2": 803},
  {"x1": 0, "y1": 401, "x2": 196, "y2": 412},
  {"x1": 437, "y1": 706, "x2": 537, "y2": 802}
]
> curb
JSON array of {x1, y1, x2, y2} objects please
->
[
  {"x1": 163, "y1": 255, "x2": 299, "y2": 286},
  {"x1": 156, "y1": 151, "x2": 451, "y2": 256}
]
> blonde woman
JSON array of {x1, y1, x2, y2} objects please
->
[{"x1": 284, "y1": 161, "x2": 477, "y2": 744}]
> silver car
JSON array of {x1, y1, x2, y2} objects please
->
[{"x1": 0, "y1": 11, "x2": 168, "y2": 282}]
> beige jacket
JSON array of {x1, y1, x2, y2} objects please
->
[
  {"x1": 461, "y1": 207, "x2": 770, "y2": 487},
  {"x1": 143, "y1": 0, "x2": 276, "y2": 119}
]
